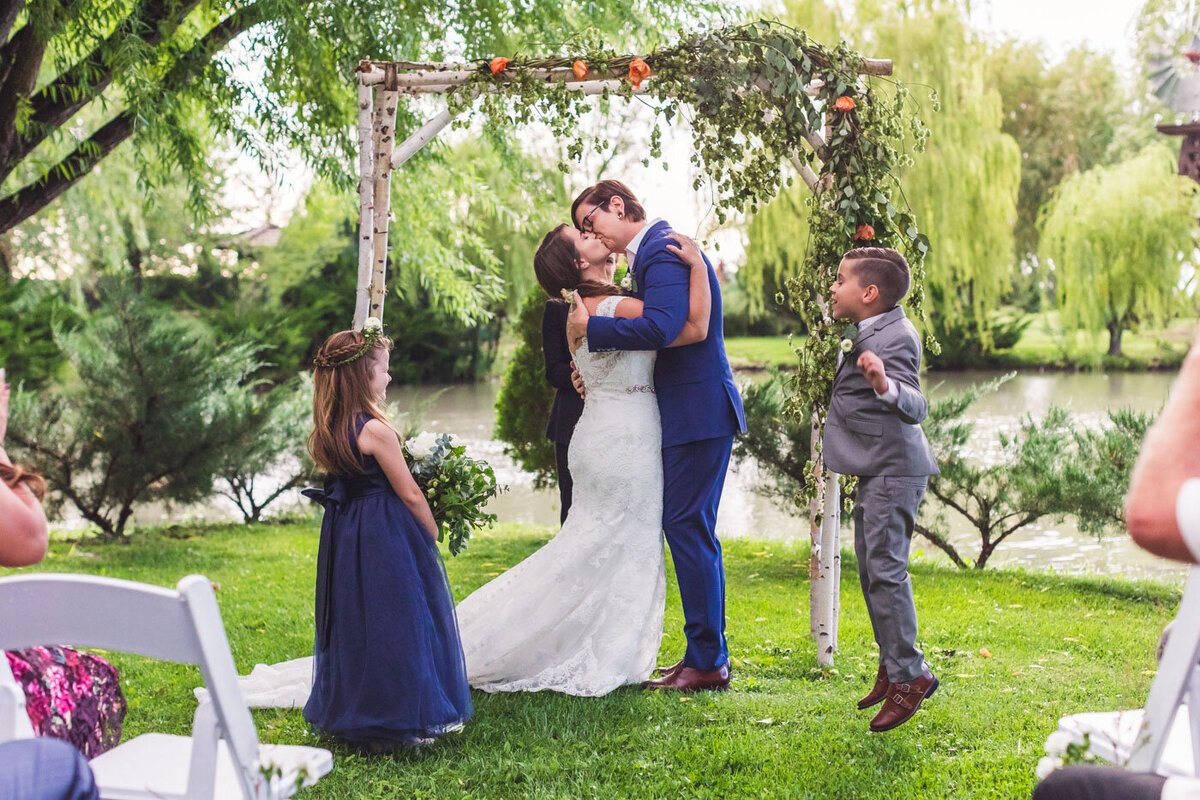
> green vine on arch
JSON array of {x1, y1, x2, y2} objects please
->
[{"x1": 460, "y1": 19, "x2": 934, "y2": 508}]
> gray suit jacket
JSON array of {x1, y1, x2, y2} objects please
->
[{"x1": 823, "y1": 306, "x2": 939, "y2": 478}]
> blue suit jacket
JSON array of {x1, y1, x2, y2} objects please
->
[{"x1": 586, "y1": 220, "x2": 746, "y2": 448}]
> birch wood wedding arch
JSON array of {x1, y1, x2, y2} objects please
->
[{"x1": 349, "y1": 24, "x2": 922, "y2": 667}]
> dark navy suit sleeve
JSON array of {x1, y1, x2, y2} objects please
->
[
  {"x1": 586, "y1": 246, "x2": 690, "y2": 351},
  {"x1": 877, "y1": 332, "x2": 928, "y2": 425},
  {"x1": 541, "y1": 301, "x2": 574, "y2": 391}
]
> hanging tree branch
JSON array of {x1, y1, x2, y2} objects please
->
[
  {"x1": 0, "y1": 2, "x2": 265, "y2": 233},
  {"x1": 7, "y1": 0, "x2": 206, "y2": 180}
]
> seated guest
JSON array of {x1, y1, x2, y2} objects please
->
[
  {"x1": 0, "y1": 381, "x2": 126, "y2": 759},
  {"x1": 1033, "y1": 325, "x2": 1200, "y2": 799},
  {"x1": 0, "y1": 738, "x2": 98, "y2": 800}
]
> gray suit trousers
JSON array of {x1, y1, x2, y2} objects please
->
[{"x1": 853, "y1": 474, "x2": 927, "y2": 683}]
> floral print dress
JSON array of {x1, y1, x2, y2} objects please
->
[{"x1": 6, "y1": 646, "x2": 126, "y2": 757}]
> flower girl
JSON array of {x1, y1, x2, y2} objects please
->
[{"x1": 302, "y1": 320, "x2": 471, "y2": 749}]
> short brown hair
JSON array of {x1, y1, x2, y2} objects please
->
[
  {"x1": 571, "y1": 180, "x2": 647, "y2": 227},
  {"x1": 843, "y1": 247, "x2": 910, "y2": 308}
]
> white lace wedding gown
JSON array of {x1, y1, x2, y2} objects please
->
[
  {"x1": 212, "y1": 295, "x2": 665, "y2": 707},
  {"x1": 456, "y1": 295, "x2": 665, "y2": 695}
]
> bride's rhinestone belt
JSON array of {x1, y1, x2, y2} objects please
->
[{"x1": 626, "y1": 385, "x2": 656, "y2": 394}]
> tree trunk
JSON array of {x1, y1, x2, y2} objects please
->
[{"x1": 1107, "y1": 322, "x2": 1123, "y2": 357}]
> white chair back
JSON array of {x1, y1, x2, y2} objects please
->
[
  {"x1": 0, "y1": 649, "x2": 34, "y2": 740},
  {"x1": 0, "y1": 573, "x2": 262, "y2": 797},
  {"x1": 1129, "y1": 566, "x2": 1200, "y2": 774}
]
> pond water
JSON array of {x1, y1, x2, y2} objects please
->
[{"x1": 51, "y1": 368, "x2": 1189, "y2": 583}]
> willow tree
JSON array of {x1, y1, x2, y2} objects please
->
[
  {"x1": 745, "y1": 0, "x2": 1020, "y2": 350},
  {"x1": 1039, "y1": 144, "x2": 1198, "y2": 357},
  {"x1": 0, "y1": 0, "x2": 716, "y2": 290}
]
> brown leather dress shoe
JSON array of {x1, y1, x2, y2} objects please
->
[
  {"x1": 652, "y1": 659, "x2": 685, "y2": 678},
  {"x1": 641, "y1": 664, "x2": 731, "y2": 692},
  {"x1": 869, "y1": 670, "x2": 938, "y2": 732},
  {"x1": 857, "y1": 663, "x2": 889, "y2": 710}
]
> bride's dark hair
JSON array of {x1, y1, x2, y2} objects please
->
[{"x1": 534, "y1": 224, "x2": 624, "y2": 302}]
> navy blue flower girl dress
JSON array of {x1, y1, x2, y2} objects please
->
[{"x1": 301, "y1": 416, "x2": 472, "y2": 745}]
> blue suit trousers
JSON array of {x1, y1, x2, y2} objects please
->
[{"x1": 663, "y1": 434, "x2": 734, "y2": 671}]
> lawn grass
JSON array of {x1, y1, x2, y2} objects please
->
[
  {"x1": 724, "y1": 336, "x2": 799, "y2": 370},
  {"x1": 8, "y1": 522, "x2": 1181, "y2": 799},
  {"x1": 725, "y1": 313, "x2": 1195, "y2": 372}
]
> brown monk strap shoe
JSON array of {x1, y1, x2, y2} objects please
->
[
  {"x1": 869, "y1": 670, "x2": 938, "y2": 732},
  {"x1": 857, "y1": 664, "x2": 889, "y2": 710},
  {"x1": 652, "y1": 659, "x2": 685, "y2": 679},
  {"x1": 641, "y1": 664, "x2": 731, "y2": 692}
]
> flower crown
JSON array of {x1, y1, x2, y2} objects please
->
[{"x1": 314, "y1": 317, "x2": 385, "y2": 368}]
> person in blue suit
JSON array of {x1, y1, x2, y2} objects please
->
[{"x1": 567, "y1": 180, "x2": 746, "y2": 692}]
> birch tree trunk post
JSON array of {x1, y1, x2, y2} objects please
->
[
  {"x1": 353, "y1": 73, "x2": 375, "y2": 330},
  {"x1": 808, "y1": 416, "x2": 825, "y2": 642},
  {"x1": 368, "y1": 71, "x2": 399, "y2": 325},
  {"x1": 818, "y1": 467, "x2": 841, "y2": 661}
]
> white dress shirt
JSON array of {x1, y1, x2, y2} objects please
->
[{"x1": 623, "y1": 217, "x2": 664, "y2": 267}]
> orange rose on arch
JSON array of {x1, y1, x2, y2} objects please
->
[
  {"x1": 833, "y1": 95, "x2": 856, "y2": 112},
  {"x1": 489, "y1": 57, "x2": 509, "y2": 75},
  {"x1": 573, "y1": 60, "x2": 588, "y2": 80},
  {"x1": 855, "y1": 224, "x2": 875, "y2": 241},
  {"x1": 628, "y1": 57, "x2": 651, "y2": 89}
]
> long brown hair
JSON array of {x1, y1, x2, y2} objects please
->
[
  {"x1": 533, "y1": 224, "x2": 624, "y2": 302},
  {"x1": 308, "y1": 329, "x2": 396, "y2": 476},
  {"x1": 0, "y1": 462, "x2": 46, "y2": 501}
]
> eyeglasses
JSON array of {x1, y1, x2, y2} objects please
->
[{"x1": 579, "y1": 202, "x2": 607, "y2": 234}]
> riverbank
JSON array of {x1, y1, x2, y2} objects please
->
[
  {"x1": 724, "y1": 313, "x2": 1195, "y2": 372},
  {"x1": 10, "y1": 522, "x2": 1180, "y2": 798}
]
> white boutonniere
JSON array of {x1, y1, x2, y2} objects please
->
[{"x1": 839, "y1": 323, "x2": 860, "y2": 355}]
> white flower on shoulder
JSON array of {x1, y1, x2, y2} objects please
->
[
  {"x1": 840, "y1": 338, "x2": 854, "y2": 354},
  {"x1": 620, "y1": 273, "x2": 633, "y2": 291},
  {"x1": 363, "y1": 316, "x2": 383, "y2": 333},
  {"x1": 1035, "y1": 756, "x2": 1063, "y2": 780}
]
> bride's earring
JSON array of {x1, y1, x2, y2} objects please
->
[{"x1": 616, "y1": 213, "x2": 623, "y2": 220}]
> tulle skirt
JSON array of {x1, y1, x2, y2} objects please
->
[{"x1": 303, "y1": 487, "x2": 472, "y2": 744}]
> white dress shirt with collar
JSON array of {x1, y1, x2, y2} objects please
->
[{"x1": 623, "y1": 217, "x2": 664, "y2": 267}]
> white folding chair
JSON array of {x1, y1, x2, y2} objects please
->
[
  {"x1": 0, "y1": 573, "x2": 332, "y2": 799},
  {"x1": 1053, "y1": 566, "x2": 1200, "y2": 776}
]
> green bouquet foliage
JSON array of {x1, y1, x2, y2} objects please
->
[{"x1": 404, "y1": 433, "x2": 504, "y2": 556}]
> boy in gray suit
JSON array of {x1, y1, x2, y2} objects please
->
[{"x1": 824, "y1": 246, "x2": 940, "y2": 732}]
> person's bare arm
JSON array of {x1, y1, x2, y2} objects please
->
[
  {"x1": 1126, "y1": 325, "x2": 1200, "y2": 562},
  {"x1": 0, "y1": 478, "x2": 48, "y2": 567},
  {"x1": 0, "y1": 383, "x2": 48, "y2": 566},
  {"x1": 358, "y1": 418, "x2": 439, "y2": 540}
]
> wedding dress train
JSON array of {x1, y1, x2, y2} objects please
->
[{"x1": 212, "y1": 294, "x2": 665, "y2": 706}]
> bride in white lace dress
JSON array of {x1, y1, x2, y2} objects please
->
[
  {"x1": 456, "y1": 224, "x2": 710, "y2": 696},
  {"x1": 212, "y1": 225, "x2": 709, "y2": 708}
]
